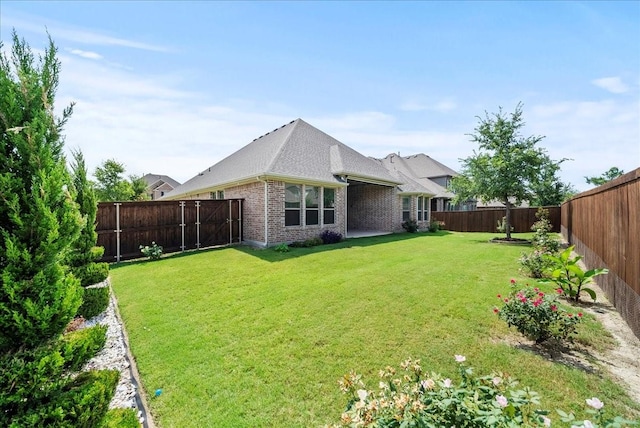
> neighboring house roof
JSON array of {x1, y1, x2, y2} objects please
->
[
  {"x1": 142, "y1": 174, "x2": 181, "y2": 190},
  {"x1": 164, "y1": 119, "x2": 406, "y2": 200},
  {"x1": 397, "y1": 153, "x2": 459, "y2": 179},
  {"x1": 376, "y1": 153, "x2": 454, "y2": 198}
]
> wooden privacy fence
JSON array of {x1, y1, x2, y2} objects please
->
[
  {"x1": 96, "y1": 200, "x2": 243, "y2": 262},
  {"x1": 562, "y1": 168, "x2": 640, "y2": 339},
  {"x1": 431, "y1": 206, "x2": 560, "y2": 233}
]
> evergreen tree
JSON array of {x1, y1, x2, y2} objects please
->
[
  {"x1": 0, "y1": 31, "x2": 117, "y2": 426},
  {"x1": 68, "y1": 149, "x2": 109, "y2": 287},
  {"x1": 0, "y1": 30, "x2": 83, "y2": 351}
]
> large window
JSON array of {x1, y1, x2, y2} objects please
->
[
  {"x1": 418, "y1": 196, "x2": 428, "y2": 221},
  {"x1": 285, "y1": 184, "x2": 301, "y2": 226},
  {"x1": 305, "y1": 186, "x2": 319, "y2": 225},
  {"x1": 402, "y1": 197, "x2": 411, "y2": 221},
  {"x1": 323, "y1": 188, "x2": 335, "y2": 224}
]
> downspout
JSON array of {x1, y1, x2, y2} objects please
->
[
  {"x1": 344, "y1": 176, "x2": 348, "y2": 238},
  {"x1": 258, "y1": 177, "x2": 268, "y2": 247}
]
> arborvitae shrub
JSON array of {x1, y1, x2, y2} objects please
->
[
  {"x1": 103, "y1": 408, "x2": 141, "y2": 428},
  {"x1": 10, "y1": 369, "x2": 119, "y2": 428},
  {"x1": 76, "y1": 286, "x2": 110, "y2": 320},
  {"x1": 73, "y1": 262, "x2": 109, "y2": 288},
  {"x1": 61, "y1": 325, "x2": 108, "y2": 372}
]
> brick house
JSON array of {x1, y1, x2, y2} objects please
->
[{"x1": 163, "y1": 119, "x2": 439, "y2": 247}]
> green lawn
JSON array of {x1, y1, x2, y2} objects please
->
[{"x1": 110, "y1": 232, "x2": 639, "y2": 427}]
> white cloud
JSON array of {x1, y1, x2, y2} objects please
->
[
  {"x1": 592, "y1": 76, "x2": 629, "y2": 94},
  {"x1": 529, "y1": 99, "x2": 639, "y2": 191},
  {"x1": 3, "y1": 15, "x2": 169, "y2": 52},
  {"x1": 66, "y1": 48, "x2": 102, "y2": 60}
]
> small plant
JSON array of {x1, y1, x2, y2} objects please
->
[
  {"x1": 428, "y1": 220, "x2": 441, "y2": 232},
  {"x1": 496, "y1": 216, "x2": 514, "y2": 233},
  {"x1": 140, "y1": 242, "x2": 163, "y2": 260},
  {"x1": 519, "y1": 250, "x2": 555, "y2": 279},
  {"x1": 76, "y1": 286, "x2": 110, "y2": 319},
  {"x1": 496, "y1": 280, "x2": 582, "y2": 343},
  {"x1": 401, "y1": 218, "x2": 419, "y2": 233},
  {"x1": 557, "y1": 396, "x2": 638, "y2": 427},
  {"x1": 273, "y1": 243, "x2": 290, "y2": 253},
  {"x1": 543, "y1": 246, "x2": 608, "y2": 302},
  {"x1": 520, "y1": 208, "x2": 560, "y2": 278},
  {"x1": 320, "y1": 230, "x2": 343, "y2": 244}
]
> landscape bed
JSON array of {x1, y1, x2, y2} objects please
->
[{"x1": 110, "y1": 231, "x2": 639, "y2": 427}]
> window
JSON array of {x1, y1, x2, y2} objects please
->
[
  {"x1": 305, "y1": 186, "x2": 319, "y2": 225},
  {"x1": 402, "y1": 197, "x2": 410, "y2": 221},
  {"x1": 418, "y1": 196, "x2": 428, "y2": 222},
  {"x1": 323, "y1": 188, "x2": 335, "y2": 225},
  {"x1": 210, "y1": 190, "x2": 225, "y2": 200},
  {"x1": 285, "y1": 184, "x2": 301, "y2": 226}
]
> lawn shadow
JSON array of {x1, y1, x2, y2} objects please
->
[
  {"x1": 504, "y1": 335, "x2": 602, "y2": 375},
  {"x1": 235, "y1": 230, "x2": 453, "y2": 263}
]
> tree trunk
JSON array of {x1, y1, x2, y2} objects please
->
[{"x1": 504, "y1": 198, "x2": 512, "y2": 239}]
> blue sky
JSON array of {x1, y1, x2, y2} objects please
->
[{"x1": 1, "y1": 1, "x2": 638, "y2": 192}]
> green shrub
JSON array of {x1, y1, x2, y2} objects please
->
[
  {"x1": 519, "y1": 250, "x2": 555, "y2": 279},
  {"x1": 140, "y1": 242, "x2": 163, "y2": 260},
  {"x1": 428, "y1": 220, "x2": 441, "y2": 232},
  {"x1": 61, "y1": 325, "x2": 108, "y2": 372},
  {"x1": 401, "y1": 219, "x2": 419, "y2": 233},
  {"x1": 10, "y1": 369, "x2": 120, "y2": 428},
  {"x1": 496, "y1": 281, "x2": 582, "y2": 343},
  {"x1": 76, "y1": 286, "x2": 110, "y2": 320},
  {"x1": 320, "y1": 230, "x2": 343, "y2": 244},
  {"x1": 103, "y1": 408, "x2": 141, "y2": 428},
  {"x1": 73, "y1": 262, "x2": 110, "y2": 287},
  {"x1": 273, "y1": 243, "x2": 290, "y2": 253}
]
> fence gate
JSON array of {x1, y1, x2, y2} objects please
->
[{"x1": 96, "y1": 199, "x2": 243, "y2": 262}]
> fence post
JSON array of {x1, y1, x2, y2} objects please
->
[
  {"x1": 228, "y1": 199, "x2": 232, "y2": 244},
  {"x1": 114, "y1": 203, "x2": 122, "y2": 262},
  {"x1": 180, "y1": 201, "x2": 186, "y2": 251},
  {"x1": 238, "y1": 199, "x2": 242, "y2": 243},
  {"x1": 195, "y1": 201, "x2": 201, "y2": 249}
]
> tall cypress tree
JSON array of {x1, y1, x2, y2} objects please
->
[
  {"x1": 0, "y1": 30, "x2": 83, "y2": 351},
  {"x1": 68, "y1": 149, "x2": 109, "y2": 287},
  {"x1": 0, "y1": 31, "x2": 118, "y2": 426}
]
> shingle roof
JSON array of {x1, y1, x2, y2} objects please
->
[
  {"x1": 164, "y1": 119, "x2": 401, "y2": 199},
  {"x1": 395, "y1": 153, "x2": 459, "y2": 179},
  {"x1": 376, "y1": 154, "x2": 454, "y2": 198},
  {"x1": 142, "y1": 174, "x2": 181, "y2": 189}
]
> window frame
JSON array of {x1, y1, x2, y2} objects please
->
[{"x1": 285, "y1": 183, "x2": 302, "y2": 226}]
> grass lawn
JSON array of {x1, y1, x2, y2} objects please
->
[{"x1": 110, "y1": 231, "x2": 639, "y2": 427}]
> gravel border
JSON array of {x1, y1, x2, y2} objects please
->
[{"x1": 82, "y1": 279, "x2": 154, "y2": 427}]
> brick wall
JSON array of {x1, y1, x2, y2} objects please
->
[
  {"x1": 225, "y1": 181, "x2": 265, "y2": 243},
  {"x1": 347, "y1": 184, "x2": 396, "y2": 231}
]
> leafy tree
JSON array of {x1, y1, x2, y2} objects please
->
[
  {"x1": 0, "y1": 30, "x2": 115, "y2": 425},
  {"x1": 94, "y1": 158, "x2": 132, "y2": 201},
  {"x1": 68, "y1": 149, "x2": 109, "y2": 287},
  {"x1": 94, "y1": 159, "x2": 149, "y2": 201},
  {"x1": 529, "y1": 157, "x2": 576, "y2": 206},
  {"x1": 130, "y1": 174, "x2": 149, "y2": 201},
  {"x1": 450, "y1": 103, "x2": 559, "y2": 239},
  {"x1": 585, "y1": 167, "x2": 624, "y2": 187}
]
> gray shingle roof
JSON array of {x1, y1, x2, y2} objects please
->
[
  {"x1": 142, "y1": 174, "x2": 181, "y2": 189},
  {"x1": 376, "y1": 154, "x2": 454, "y2": 198},
  {"x1": 395, "y1": 153, "x2": 459, "y2": 179},
  {"x1": 164, "y1": 119, "x2": 401, "y2": 199}
]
